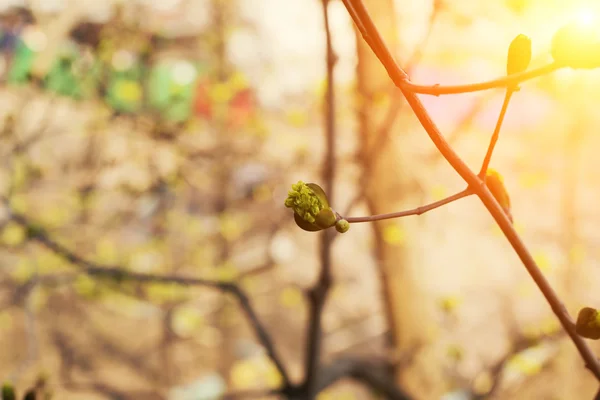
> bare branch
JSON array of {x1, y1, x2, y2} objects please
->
[
  {"x1": 405, "y1": 63, "x2": 560, "y2": 96},
  {"x1": 317, "y1": 357, "x2": 412, "y2": 399},
  {"x1": 7, "y1": 210, "x2": 292, "y2": 388},
  {"x1": 345, "y1": 188, "x2": 472, "y2": 223},
  {"x1": 342, "y1": 0, "x2": 600, "y2": 381},
  {"x1": 479, "y1": 90, "x2": 514, "y2": 177}
]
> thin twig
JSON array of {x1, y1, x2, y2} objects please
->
[
  {"x1": 405, "y1": 63, "x2": 561, "y2": 96},
  {"x1": 343, "y1": 0, "x2": 600, "y2": 381},
  {"x1": 342, "y1": 0, "x2": 561, "y2": 96},
  {"x1": 479, "y1": 89, "x2": 514, "y2": 177},
  {"x1": 345, "y1": 188, "x2": 472, "y2": 223},
  {"x1": 303, "y1": 0, "x2": 337, "y2": 396}
]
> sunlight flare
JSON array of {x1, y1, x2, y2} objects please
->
[{"x1": 574, "y1": 7, "x2": 595, "y2": 27}]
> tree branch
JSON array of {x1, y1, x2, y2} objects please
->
[
  {"x1": 316, "y1": 357, "x2": 412, "y2": 399},
  {"x1": 345, "y1": 188, "x2": 472, "y2": 223},
  {"x1": 479, "y1": 89, "x2": 514, "y2": 177},
  {"x1": 342, "y1": 0, "x2": 560, "y2": 96},
  {"x1": 342, "y1": 0, "x2": 600, "y2": 381},
  {"x1": 404, "y1": 63, "x2": 561, "y2": 96},
  {"x1": 6, "y1": 210, "x2": 292, "y2": 389}
]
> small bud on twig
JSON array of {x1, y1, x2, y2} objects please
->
[
  {"x1": 576, "y1": 307, "x2": 600, "y2": 340},
  {"x1": 335, "y1": 219, "x2": 349, "y2": 233},
  {"x1": 285, "y1": 181, "x2": 344, "y2": 232},
  {"x1": 507, "y1": 34, "x2": 532, "y2": 76},
  {"x1": 485, "y1": 169, "x2": 513, "y2": 223}
]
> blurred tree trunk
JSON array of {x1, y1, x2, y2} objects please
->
[
  {"x1": 211, "y1": 0, "x2": 236, "y2": 385},
  {"x1": 353, "y1": 1, "x2": 444, "y2": 397}
]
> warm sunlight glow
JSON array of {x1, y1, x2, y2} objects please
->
[
  {"x1": 574, "y1": 8, "x2": 596, "y2": 27},
  {"x1": 525, "y1": 1, "x2": 600, "y2": 40}
]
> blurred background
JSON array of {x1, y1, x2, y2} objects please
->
[{"x1": 0, "y1": 0, "x2": 599, "y2": 399}]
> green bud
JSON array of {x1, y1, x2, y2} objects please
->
[
  {"x1": 293, "y1": 207, "x2": 338, "y2": 232},
  {"x1": 315, "y1": 208, "x2": 337, "y2": 229},
  {"x1": 306, "y1": 183, "x2": 330, "y2": 208},
  {"x1": 286, "y1": 181, "x2": 339, "y2": 232},
  {"x1": 335, "y1": 219, "x2": 350, "y2": 233},
  {"x1": 284, "y1": 181, "x2": 328, "y2": 224},
  {"x1": 575, "y1": 307, "x2": 600, "y2": 339},
  {"x1": 2, "y1": 383, "x2": 16, "y2": 400},
  {"x1": 294, "y1": 211, "x2": 322, "y2": 232}
]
